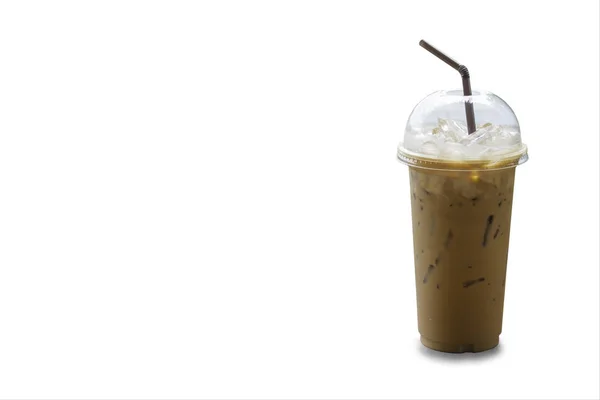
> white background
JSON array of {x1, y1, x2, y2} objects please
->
[{"x1": 0, "y1": 1, "x2": 598, "y2": 399}]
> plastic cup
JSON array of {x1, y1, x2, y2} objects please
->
[{"x1": 397, "y1": 90, "x2": 528, "y2": 353}]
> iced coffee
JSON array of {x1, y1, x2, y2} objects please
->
[
  {"x1": 398, "y1": 41, "x2": 528, "y2": 353},
  {"x1": 410, "y1": 160, "x2": 517, "y2": 352},
  {"x1": 398, "y1": 103, "x2": 528, "y2": 353}
]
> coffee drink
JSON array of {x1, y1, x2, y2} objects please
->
[{"x1": 409, "y1": 165, "x2": 515, "y2": 352}]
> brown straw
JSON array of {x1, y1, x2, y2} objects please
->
[{"x1": 419, "y1": 40, "x2": 476, "y2": 134}]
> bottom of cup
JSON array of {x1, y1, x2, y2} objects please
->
[{"x1": 420, "y1": 335, "x2": 499, "y2": 353}]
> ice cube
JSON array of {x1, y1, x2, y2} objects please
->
[
  {"x1": 439, "y1": 118, "x2": 468, "y2": 135},
  {"x1": 439, "y1": 142, "x2": 466, "y2": 160},
  {"x1": 409, "y1": 121, "x2": 521, "y2": 161},
  {"x1": 419, "y1": 174, "x2": 446, "y2": 195},
  {"x1": 462, "y1": 143, "x2": 492, "y2": 159},
  {"x1": 434, "y1": 118, "x2": 468, "y2": 142},
  {"x1": 460, "y1": 123, "x2": 500, "y2": 146},
  {"x1": 404, "y1": 132, "x2": 428, "y2": 152},
  {"x1": 486, "y1": 130, "x2": 519, "y2": 148},
  {"x1": 419, "y1": 141, "x2": 439, "y2": 156},
  {"x1": 460, "y1": 123, "x2": 519, "y2": 150}
]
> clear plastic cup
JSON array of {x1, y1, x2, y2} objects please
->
[{"x1": 397, "y1": 90, "x2": 528, "y2": 353}]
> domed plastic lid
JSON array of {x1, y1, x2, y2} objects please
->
[{"x1": 397, "y1": 90, "x2": 528, "y2": 170}]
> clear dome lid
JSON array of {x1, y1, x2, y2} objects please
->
[{"x1": 397, "y1": 90, "x2": 528, "y2": 170}]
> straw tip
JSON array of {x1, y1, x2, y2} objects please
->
[{"x1": 419, "y1": 39, "x2": 427, "y2": 47}]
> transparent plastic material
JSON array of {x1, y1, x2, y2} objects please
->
[{"x1": 397, "y1": 90, "x2": 528, "y2": 170}]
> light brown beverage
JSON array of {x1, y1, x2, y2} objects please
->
[{"x1": 409, "y1": 164, "x2": 516, "y2": 353}]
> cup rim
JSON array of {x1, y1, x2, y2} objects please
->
[{"x1": 397, "y1": 144, "x2": 528, "y2": 171}]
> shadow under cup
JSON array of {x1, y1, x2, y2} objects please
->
[{"x1": 409, "y1": 165, "x2": 516, "y2": 353}]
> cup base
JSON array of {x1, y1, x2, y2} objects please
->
[{"x1": 420, "y1": 335, "x2": 499, "y2": 353}]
